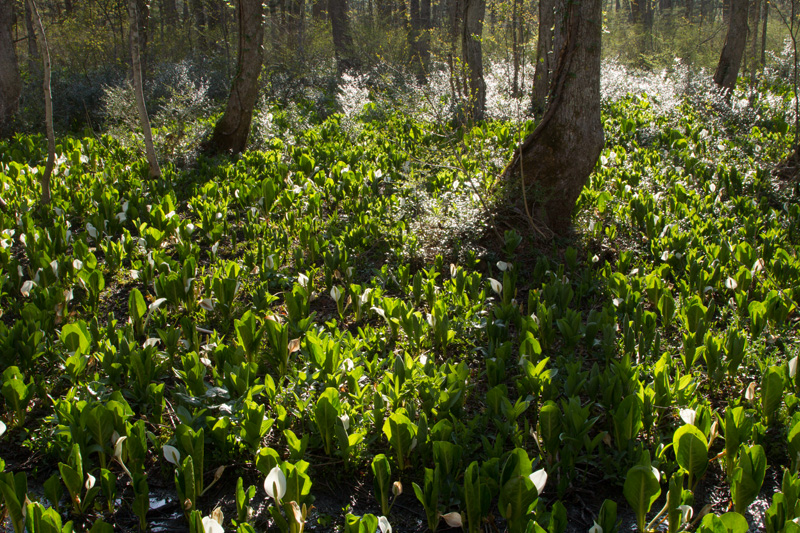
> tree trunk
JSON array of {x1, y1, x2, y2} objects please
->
[
  {"x1": 135, "y1": 0, "x2": 150, "y2": 80},
  {"x1": 27, "y1": 0, "x2": 55, "y2": 205},
  {"x1": 24, "y1": 0, "x2": 38, "y2": 63},
  {"x1": 206, "y1": 0, "x2": 264, "y2": 155},
  {"x1": 162, "y1": 0, "x2": 178, "y2": 25},
  {"x1": 192, "y1": 0, "x2": 207, "y2": 53},
  {"x1": 330, "y1": 0, "x2": 357, "y2": 72},
  {"x1": 0, "y1": 0, "x2": 21, "y2": 137},
  {"x1": 129, "y1": 0, "x2": 160, "y2": 179},
  {"x1": 502, "y1": 0, "x2": 604, "y2": 235},
  {"x1": 287, "y1": 0, "x2": 305, "y2": 54},
  {"x1": 531, "y1": 0, "x2": 555, "y2": 115},
  {"x1": 714, "y1": 0, "x2": 749, "y2": 91},
  {"x1": 462, "y1": 0, "x2": 486, "y2": 120},
  {"x1": 749, "y1": 0, "x2": 760, "y2": 86},
  {"x1": 409, "y1": 0, "x2": 429, "y2": 80},
  {"x1": 760, "y1": 0, "x2": 767, "y2": 66},
  {"x1": 511, "y1": 0, "x2": 520, "y2": 96}
]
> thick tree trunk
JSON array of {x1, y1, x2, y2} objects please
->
[
  {"x1": 129, "y1": 0, "x2": 160, "y2": 179},
  {"x1": 0, "y1": 0, "x2": 21, "y2": 137},
  {"x1": 531, "y1": 0, "x2": 555, "y2": 115},
  {"x1": 27, "y1": 0, "x2": 55, "y2": 205},
  {"x1": 714, "y1": 0, "x2": 749, "y2": 91},
  {"x1": 330, "y1": 0, "x2": 357, "y2": 72},
  {"x1": 502, "y1": 0, "x2": 604, "y2": 235},
  {"x1": 462, "y1": 0, "x2": 486, "y2": 120},
  {"x1": 206, "y1": 0, "x2": 264, "y2": 155}
]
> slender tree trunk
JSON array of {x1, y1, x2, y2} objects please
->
[
  {"x1": 503, "y1": 0, "x2": 604, "y2": 235},
  {"x1": 511, "y1": 0, "x2": 520, "y2": 96},
  {"x1": 129, "y1": 0, "x2": 160, "y2": 179},
  {"x1": 64, "y1": 0, "x2": 73, "y2": 14},
  {"x1": 27, "y1": 0, "x2": 54, "y2": 205},
  {"x1": 288, "y1": 0, "x2": 305, "y2": 54},
  {"x1": 162, "y1": 0, "x2": 178, "y2": 25},
  {"x1": 714, "y1": 0, "x2": 749, "y2": 91},
  {"x1": 462, "y1": 0, "x2": 486, "y2": 120},
  {"x1": 0, "y1": 0, "x2": 21, "y2": 137},
  {"x1": 206, "y1": 0, "x2": 264, "y2": 154},
  {"x1": 313, "y1": 0, "x2": 327, "y2": 20},
  {"x1": 330, "y1": 0, "x2": 357, "y2": 72},
  {"x1": 760, "y1": 0, "x2": 767, "y2": 66},
  {"x1": 192, "y1": 0, "x2": 207, "y2": 53},
  {"x1": 531, "y1": 0, "x2": 555, "y2": 115},
  {"x1": 749, "y1": 0, "x2": 760, "y2": 86},
  {"x1": 24, "y1": 0, "x2": 38, "y2": 63},
  {"x1": 135, "y1": 0, "x2": 150, "y2": 79}
]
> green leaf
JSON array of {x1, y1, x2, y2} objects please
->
[
  {"x1": 623, "y1": 464, "x2": 661, "y2": 532},
  {"x1": 315, "y1": 387, "x2": 341, "y2": 456},
  {"x1": 673, "y1": 424, "x2": 708, "y2": 485},
  {"x1": 731, "y1": 445, "x2": 767, "y2": 514}
]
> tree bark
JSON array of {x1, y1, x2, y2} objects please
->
[
  {"x1": 206, "y1": 0, "x2": 264, "y2": 155},
  {"x1": 0, "y1": 0, "x2": 21, "y2": 137},
  {"x1": 749, "y1": 0, "x2": 760, "y2": 85},
  {"x1": 502, "y1": 0, "x2": 604, "y2": 235},
  {"x1": 27, "y1": 0, "x2": 55, "y2": 205},
  {"x1": 162, "y1": 0, "x2": 178, "y2": 25},
  {"x1": 760, "y1": 0, "x2": 767, "y2": 66},
  {"x1": 409, "y1": 0, "x2": 429, "y2": 80},
  {"x1": 714, "y1": 0, "x2": 749, "y2": 91},
  {"x1": 531, "y1": 0, "x2": 554, "y2": 115},
  {"x1": 330, "y1": 0, "x2": 357, "y2": 72},
  {"x1": 129, "y1": 0, "x2": 160, "y2": 179},
  {"x1": 462, "y1": 0, "x2": 486, "y2": 120}
]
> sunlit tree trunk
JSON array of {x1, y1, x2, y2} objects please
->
[
  {"x1": 714, "y1": 0, "x2": 749, "y2": 91},
  {"x1": 760, "y1": 0, "x2": 767, "y2": 65},
  {"x1": 0, "y1": 0, "x2": 21, "y2": 138},
  {"x1": 129, "y1": 0, "x2": 160, "y2": 179},
  {"x1": 206, "y1": 0, "x2": 264, "y2": 154},
  {"x1": 409, "y1": 0, "x2": 430, "y2": 80},
  {"x1": 462, "y1": 0, "x2": 486, "y2": 120},
  {"x1": 503, "y1": 0, "x2": 604, "y2": 235}
]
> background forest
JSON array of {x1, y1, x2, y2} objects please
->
[{"x1": 2, "y1": 0, "x2": 800, "y2": 532}]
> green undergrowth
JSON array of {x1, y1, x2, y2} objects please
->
[{"x1": 1, "y1": 84, "x2": 800, "y2": 533}]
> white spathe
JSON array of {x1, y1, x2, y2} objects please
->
[{"x1": 265, "y1": 466, "x2": 287, "y2": 501}]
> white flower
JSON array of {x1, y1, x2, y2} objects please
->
[
  {"x1": 163, "y1": 445, "x2": 181, "y2": 465},
  {"x1": 392, "y1": 481, "x2": 402, "y2": 496},
  {"x1": 0, "y1": 420, "x2": 6, "y2": 437},
  {"x1": 679, "y1": 408, "x2": 696, "y2": 426},
  {"x1": 442, "y1": 512, "x2": 462, "y2": 528},
  {"x1": 378, "y1": 515, "x2": 392, "y2": 533},
  {"x1": 202, "y1": 515, "x2": 224, "y2": 533},
  {"x1": 199, "y1": 298, "x2": 215, "y2": 312},
  {"x1": 497, "y1": 261, "x2": 510, "y2": 272},
  {"x1": 20, "y1": 280, "x2": 36, "y2": 297},
  {"x1": 86, "y1": 222, "x2": 98, "y2": 239},
  {"x1": 85, "y1": 473, "x2": 96, "y2": 490},
  {"x1": 298, "y1": 273, "x2": 309, "y2": 288},
  {"x1": 678, "y1": 504, "x2": 693, "y2": 523},
  {"x1": 264, "y1": 466, "x2": 287, "y2": 501},
  {"x1": 725, "y1": 277, "x2": 738, "y2": 290},
  {"x1": 790, "y1": 357, "x2": 798, "y2": 379},
  {"x1": 488, "y1": 278, "x2": 503, "y2": 296},
  {"x1": 331, "y1": 285, "x2": 343, "y2": 303},
  {"x1": 114, "y1": 435, "x2": 127, "y2": 459},
  {"x1": 339, "y1": 413, "x2": 350, "y2": 431},
  {"x1": 529, "y1": 468, "x2": 547, "y2": 495},
  {"x1": 588, "y1": 521, "x2": 603, "y2": 533}
]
